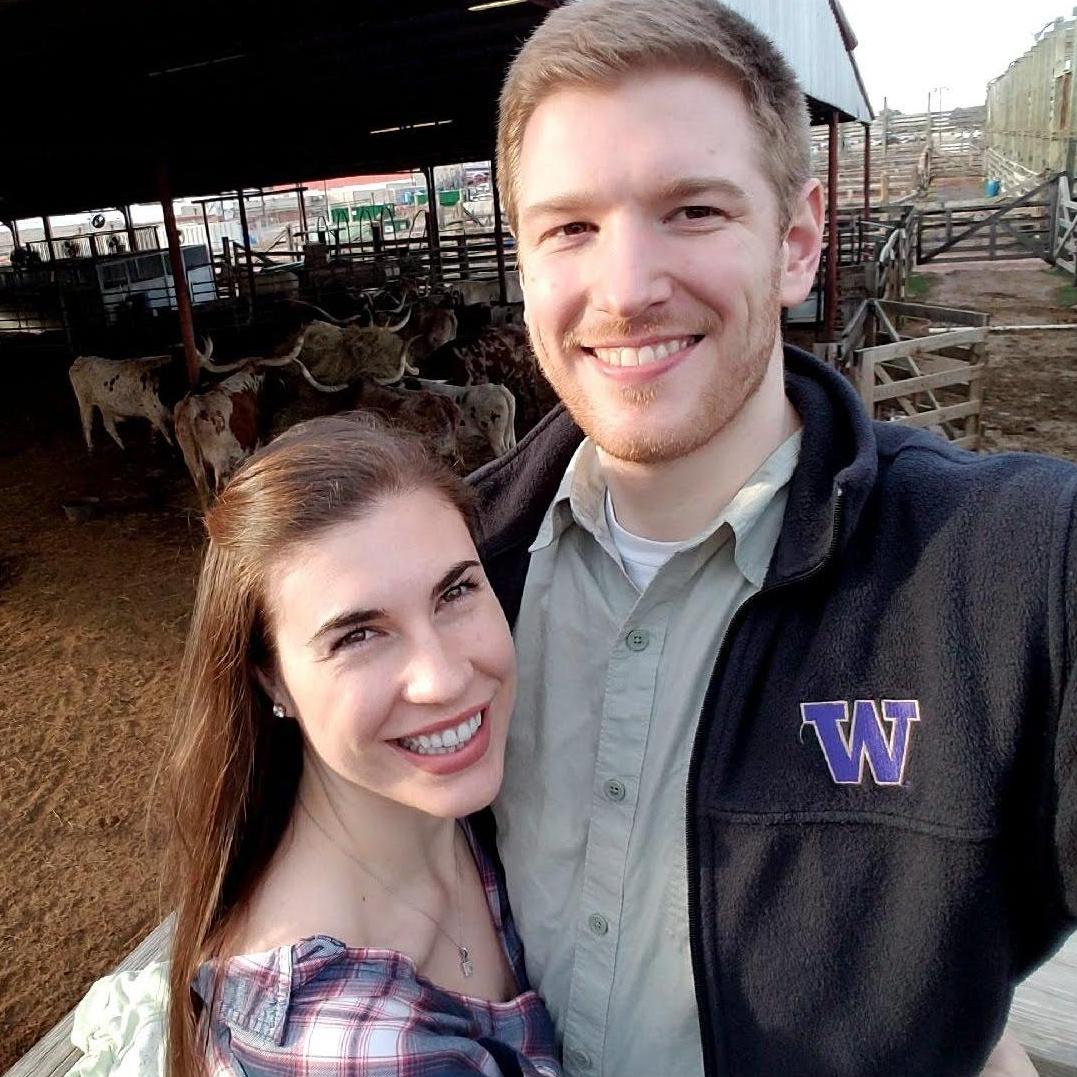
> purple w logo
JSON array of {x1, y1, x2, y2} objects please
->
[{"x1": 800, "y1": 700, "x2": 920, "y2": 786}]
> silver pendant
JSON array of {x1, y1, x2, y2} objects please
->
[{"x1": 459, "y1": 947, "x2": 474, "y2": 978}]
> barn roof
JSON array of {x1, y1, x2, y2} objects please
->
[{"x1": 1, "y1": 0, "x2": 872, "y2": 225}]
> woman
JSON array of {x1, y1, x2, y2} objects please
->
[{"x1": 162, "y1": 413, "x2": 560, "y2": 1076}]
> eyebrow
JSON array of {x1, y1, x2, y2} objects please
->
[
  {"x1": 520, "y1": 176, "x2": 750, "y2": 224},
  {"x1": 307, "y1": 559, "x2": 481, "y2": 647}
]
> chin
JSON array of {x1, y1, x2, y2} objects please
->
[{"x1": 418, "y1": 758, "x2": 506, "y2": 820}]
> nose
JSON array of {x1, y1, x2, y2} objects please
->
[
  {"x1": 400, "y1": 627, "x2": 472, "y2": 706},
  {"x1": 589, "y1": 215, "x2": 673, "y2": 320}
]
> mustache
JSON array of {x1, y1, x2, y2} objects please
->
[{"x1": 562, "y1": 315, "x2": 721, "y2": 350}]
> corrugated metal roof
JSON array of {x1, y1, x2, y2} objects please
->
[{"x1": 721, "y1": 0, "x2": 874, "y2": 122}]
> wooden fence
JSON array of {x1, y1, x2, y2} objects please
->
[
  {"x1": 986, "y1": 16, "x2": 1077, "y2": 179},
  {"x1": 814, "y1": 299, "x2": 990, "y2": 450},
  {"x1": 1051, "y1": 173, "x2": 1077, "y2": 277},
  {"x1": 813, "y1": 106, "x2": 985, "y2": 205}
]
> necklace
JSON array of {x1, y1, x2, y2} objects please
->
[{"x1": 296, "y1": 796, "x2": 474, "y2": 978}]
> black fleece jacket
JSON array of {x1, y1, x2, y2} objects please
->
[{"x1": 469, "y1": 346, "x2": 1077, "y2": 1077}]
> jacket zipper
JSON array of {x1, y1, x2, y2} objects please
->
[{"x1": 685, "y1": 485, "x2": 845, "y2": 1077}]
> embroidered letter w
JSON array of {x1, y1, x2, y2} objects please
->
[{"x1": 799, "y1": 700, "x2": 920, "y2": 786}]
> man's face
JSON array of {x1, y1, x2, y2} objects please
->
[{"x1": 514, "y1": 70, "x2": 819, "y2": 463}]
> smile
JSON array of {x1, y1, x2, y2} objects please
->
[
  {"x1": 395, "y1": 711, "x2": 483, "y2": 755},
  {"x1": 590, "y1": 336, "x2": 700, "y2": 368}
]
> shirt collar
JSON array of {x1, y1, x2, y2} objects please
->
[{"x1": 528, "y1": 430, "x2": 803, "y2": 590}]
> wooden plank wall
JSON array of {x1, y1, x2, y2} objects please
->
[{"x1": 986, "y1": 17, "x2": 1077, "y2": 181}]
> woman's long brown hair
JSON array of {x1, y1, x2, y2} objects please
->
[{"x1": 161, "y1": 413, "x2": 476, "y2": 1077}]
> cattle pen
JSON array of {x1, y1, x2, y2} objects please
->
[{"x1": 3, "y1": 1, "x2": 1077, "y2": 1074}]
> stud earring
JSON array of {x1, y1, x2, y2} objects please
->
[{"x1": 272, "y1": 703, "x2": 287, "y2": 719}]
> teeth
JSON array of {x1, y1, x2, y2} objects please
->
[
  {"x1": 592, "y1": 337, "x2": 694, "y2": 368},
  {"x1": 397, "y1": 712, "x2": 484, "y2": 755}
]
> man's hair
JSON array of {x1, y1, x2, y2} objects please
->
[{"x1": 497, "y1": 0, "x2": 812, "y2": 233}]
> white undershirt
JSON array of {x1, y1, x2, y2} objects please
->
[{"x1": 604, "y1": 489, "x2": 694, "y2": 591}]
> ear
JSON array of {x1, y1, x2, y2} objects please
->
[
  {"x1": 779, "y1": 178, "x2": 825, "y2": 308},
  {"x1": 255, "y1": 665, "x2": 298, "y2": 719}
]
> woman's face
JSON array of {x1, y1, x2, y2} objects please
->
[{"x1": 262, "y1": 489, "x2": 516, "y2": 818}]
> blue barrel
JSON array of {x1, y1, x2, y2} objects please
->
[{"x1": 985, "y1": 178, "x2": 1001, "y2": 197}]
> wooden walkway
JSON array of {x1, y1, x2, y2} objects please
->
[
  {"x1": 3, "y1": 916, "x2": 173, "y2": 1077},
  {"x1": 1008, "y1": 931, "x2": 1077, "y2": 1077}
]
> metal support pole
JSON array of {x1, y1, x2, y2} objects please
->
[
  {"x1": 236, "y1": 189, "x2": 256, "y2": 304},
  {"x1": 157, "y1": 163, "x2": 200, "y2": 388},
  {"x1": 122, "y1": 205, "x2": 138, "y2": 253},
  {"x1": 491, "y1": 158, "x2": 508, "y2": 304},
  {"x1": 422, "y1": 164, "x2": 441, "y2": 285},
  {"x1": 42, "y1": 215, "x2": 56, "y2": 261},
  {"x1": 199, "y1": 202, "x2": 213, "y2": 255},
  {"x1": 825, "y1": 110, "x2": 840, "y2": 342},
  {"x1": 297, "y1": 183, "x2": 308, "y2": 241}
]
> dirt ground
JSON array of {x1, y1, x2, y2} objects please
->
[{"x1": 2, "y1": 257, "x2": 1077, "y2": 1066}]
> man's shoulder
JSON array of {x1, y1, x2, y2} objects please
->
[{"x1": 866, "y1": 421, "x2": 1077, "y2": 549}]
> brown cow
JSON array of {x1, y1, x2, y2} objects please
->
[{"x1": 173, "y1": 370, "x2": 266, "y2": 506}]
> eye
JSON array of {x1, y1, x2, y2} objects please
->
[
  {"x1": 542, "y1": 220, "x2": 594, "y2": 242},
  {"x1": 670, "y1": 205, "x2": 725, "y2": 222},
  {"x1": 439, "y1": 575, "x2": 480, "y2": 607},
  {"x1": 334, "y1": 625, "x2": 380, "y2": 652}
]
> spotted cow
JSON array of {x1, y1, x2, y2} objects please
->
[
  {"x1": 416, "y1": 325, "x2": 558, "y2": 439},
  {"x1": 68, "y1": 354, "x2": 175, "y2": 450}
]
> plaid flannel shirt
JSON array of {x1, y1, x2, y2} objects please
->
[{"x1": 194, "y1": 821, "x2": 561, "y2": 1076}]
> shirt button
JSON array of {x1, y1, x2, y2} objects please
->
[
  {"x1": 588, "y1": 912, "x2": 610, "y2": 936},
  {"x1": 603, "y1": 778, "x2": 626, "y2": 802},
  {"x1": 625, "y1": 627, "x2": 650, "y2": 651},
  {"x1": 566, "y1": 1047, "x2": 592, "y2": 1070}
]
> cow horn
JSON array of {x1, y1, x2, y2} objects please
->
[
  {"x1": 383, "y1": 308, "x2": 411, "y2": 333},
  {"x1": 401, "y1": 338, "x2": 420, "y2": 377},
  {"x1": 253, "y1": 329, "x2": 308, "y2": 368},
  {"x1": 196, "y1": 337, "x2": 257, "y2": 374},
  {"x1": 289, "y1": 356, "x2": 349, "y2": 393},
  {"x1": 286, "y1": 299, "x2": 365, "y2": 326}
]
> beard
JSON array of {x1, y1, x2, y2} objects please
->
[{"x1": 528, "y1": 266, "x2": 784, "y2": 465}]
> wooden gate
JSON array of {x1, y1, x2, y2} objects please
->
[
  {"x1": 916, "y1": 173, "x2": 1059, "y2": 263},
  {"x1": 815, "y1": 299, "x2": 990, "y2": 450}
]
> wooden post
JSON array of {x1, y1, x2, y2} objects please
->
[
  {"x1": 236, "y1": 189, "x2": 256, "y2": 304},
  {"x1": 42, "y1": 215, "x2": 56, "y2": 261},
  {"x1": 491, "y1": 157, "x2": 508, "y2": 304},
  {"x1": 422, "y1": 164, "x2": 442, "y2": 285},
  {"x1": 863, "y1": 121, "x2": 871, "y2": 219},
  {"x1": 156, "y1": 163, "x2": 199, "y2": 388},
  {"x1": 825, "y1": 110, "x2": 840, "y2": 341},
  {"x1": 122, "y1": 205, "x2": 138, "y2": 253}
]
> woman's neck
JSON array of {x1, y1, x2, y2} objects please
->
[{"x1": 296, "y1": 756, "x2": 459, "y2": 888}]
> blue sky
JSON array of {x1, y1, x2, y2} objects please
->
[{"x1": 840, "y1": 0, "x2": 1073, "y2": 114}]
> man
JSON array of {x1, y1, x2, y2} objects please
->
[{"x1": 471, "y1": 1, "x2": 1076, "y2": 1075}]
